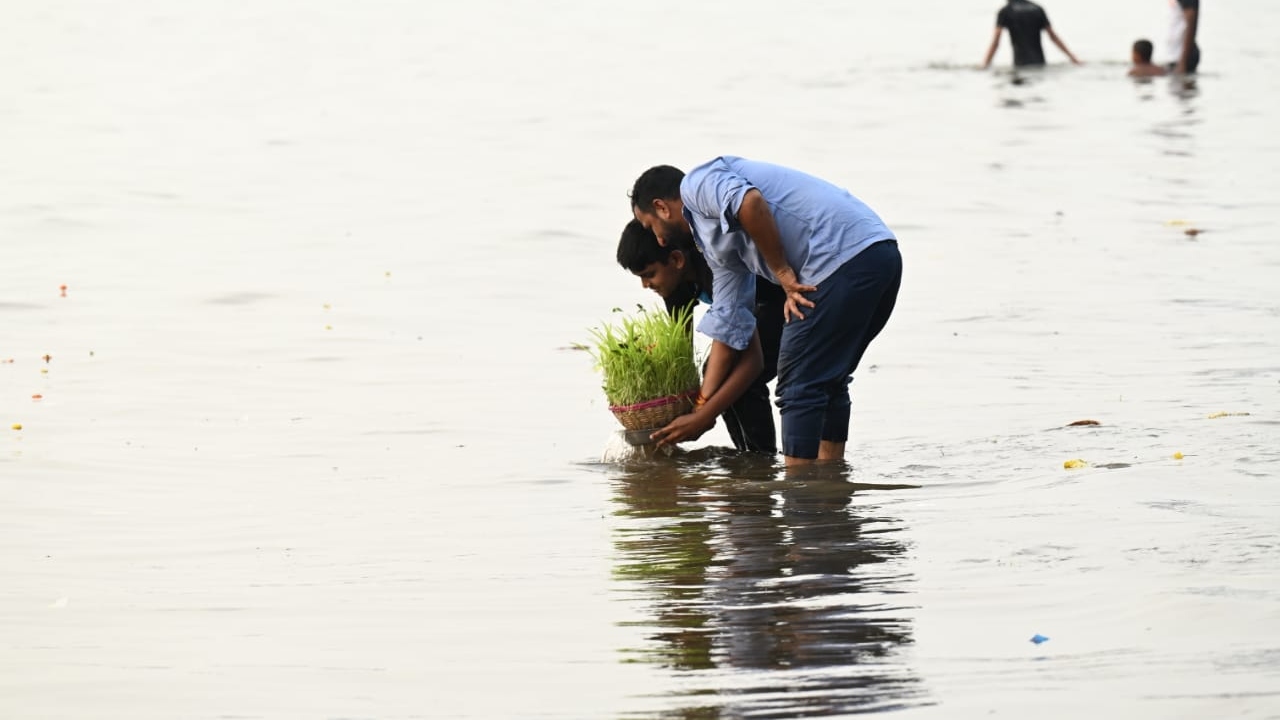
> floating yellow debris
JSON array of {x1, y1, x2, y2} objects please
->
[
  {"x1": 1173, "y1": 452, "x2": 1184, "y2": 460},
  {"x1": 1063, "y1": 459, "x2": 1088, "y2": 469},
  {"x1": 1164, "y1": 219, "x2": 1190, "y2": 226},
  {"x1": 11, "y1": 423, "x2": 22, "y2": 431},
  {"x1": 1208, "y1": 411, "x2": 1250, "y2": 419},
  {"x1": 325, "y1": 325, "x2": 333, "y2": 331}
]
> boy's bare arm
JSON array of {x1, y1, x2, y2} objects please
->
[{"x1": 651, "y1": 332, "x2": 764, "y2": 447}]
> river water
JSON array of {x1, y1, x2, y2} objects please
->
[{"x1": 3, "y1": 1, "x2": 1278, "y2": 718}]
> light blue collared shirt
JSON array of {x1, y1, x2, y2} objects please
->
[{"x1": 680, "y1": 156, "x2": 896, "y2": 350}]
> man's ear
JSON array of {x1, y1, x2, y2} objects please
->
[
  {"x1": 670, "y1": 250, "x2": 687, "y2": 270},
  {"x1": 653, "y1": 198, "x2": 673, "y2": 221}
]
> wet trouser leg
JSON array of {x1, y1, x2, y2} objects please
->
[{"x1": 776, "y1": 240, "x2": 902, "y2": 460}]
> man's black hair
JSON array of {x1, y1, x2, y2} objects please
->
[
  {"x1": 629, "y1": 165, "x2": 685, "y2": 211},
  {"x1": 1133, "y1": 39, "x2": 1154, "y2": 63}
]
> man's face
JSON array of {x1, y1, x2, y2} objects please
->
[
  {"x1": 633, "y1": 201, "x2": 692, "y2": 247},
  {"x1": 632, "y1": 253, "x2": 686, "y2": 300}
]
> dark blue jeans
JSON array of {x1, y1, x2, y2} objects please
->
[{"x1": 775, "y1": 240, "x2": 901, "y2": 459}]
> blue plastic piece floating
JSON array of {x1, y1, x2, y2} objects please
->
[{"x1": 1030, "y1": 634, "x2": 1050, "y2": 644}]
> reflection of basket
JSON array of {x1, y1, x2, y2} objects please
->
[{"x1": 609, "y1": 389, "x2": 698, "y2": 431}]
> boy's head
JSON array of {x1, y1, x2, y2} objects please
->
[
  {"x1": 616, "y1": 218, "x2": 690, "y2": 300},
  {"x1": 1132, "y1": 39, "x2": 1154, "y2": 64}
]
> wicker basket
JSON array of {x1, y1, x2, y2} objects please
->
[{"x1": 609, "y1": 389, "x2": 698, "y2": 432}]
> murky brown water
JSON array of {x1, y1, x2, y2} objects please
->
[{"x1": 3, "y1": 1, "x2": 1279, "y2": 718}]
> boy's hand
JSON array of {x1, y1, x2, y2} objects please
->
[{"x1": 650, "y1": 411, "x2": 715, "y2": 447}]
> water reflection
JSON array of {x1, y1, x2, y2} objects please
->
[
  {"x1": 1148, "y1": 75, "x2": 1202, "y2": 160},
  {"x1": 612, "y1": 450, "x2": 925, "y2": 717}
]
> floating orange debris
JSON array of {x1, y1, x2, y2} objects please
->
[
  {"x1": 32, "y1": 394, "x2": 43, "y2": 401},
  {"x1": 42, "y1": 354, "x2": 52, "y2": 363},
  {"x1": 1067, "y1": 419, "x2": 1100, "y2": 426},
  {"x1": 60, "y1": 284, "x2": 67, "y2": 297}
]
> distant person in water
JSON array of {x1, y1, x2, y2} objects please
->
[
  {"x1": 1128, "y1": 39, "x2": 1167, "y2": 77},
  {"x1": 616, "y1": 219, "x2": 784, "y2": 454},
  {"x1": 1160, "y1": 0, "x2": 1200, "y2": 74},
  {"x1": 981, "y1": 0, "x2": 1081, "y2": 69}
]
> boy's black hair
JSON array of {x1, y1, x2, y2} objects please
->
[
  {"x1": 616, "y1": 219, "x2": 677, "y2": 273},
  {"x1": 1133, "y1": 39, "x2": 1154, "y2": 63},
  {"x1": 629, "y1": 165, "x2": 685, "y2": 211}
]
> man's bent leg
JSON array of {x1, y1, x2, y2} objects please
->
[{"x1": 778, "y1": 241, "x2": 901, "y2": 462}]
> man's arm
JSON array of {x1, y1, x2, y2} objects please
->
[
  {"x1": 981, "y1": 26, "x2": 1002, "y2": 69},
  {"x1": 1177, "y1": 5, "x2": 1198, "y2": 73},
  {"x1": 650, "y1": 331, "x2": 764, "y2": 447},
  {"x1": 1045, "y1": 26, "x2": 1081, "y2": 64},
  {"x1": 736, "y1": 189, "x2": 816, "y2": 322}
]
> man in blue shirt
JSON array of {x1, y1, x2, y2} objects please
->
[
  {"x1": 980, "y1": 0, "x2": 1081, "y2": 69},
  {"x1": 630, "y1": 158, "x2": 902, "y2": 467}
]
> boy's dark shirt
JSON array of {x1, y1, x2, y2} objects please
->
[
  {"x1": 663, "y1": 248, "x2": 784, "y2": 454},
  {"x1": 997, "y1": 0, "x2": 1051, "y2": 66}
]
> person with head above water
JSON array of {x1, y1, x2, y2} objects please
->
[
  {"x1": 616, "y1": 219, "x2": 784, "y2": 455},
  {"x1": 1128, "y1": 39, "x2": 1168, "y2": 78},
  {"x1": 981, "y1": 0, "x2": 1081, "y2": 69},
  {"x1": 629, "y1": 158, "x2": 902, "y2": 468}
]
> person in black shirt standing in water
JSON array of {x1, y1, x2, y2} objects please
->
[{"x1": 981, "y1": 0, "x2": 1081, "y2": 69}]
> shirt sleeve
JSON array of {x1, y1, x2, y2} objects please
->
[
  {"x1": 682, "y1": 159, "x2": 754, "y2": 234},
  {"x1": 695, "y1": 251, "x2": 758, "y2": 351}
]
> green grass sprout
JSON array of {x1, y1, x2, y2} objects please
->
[{"x1": 587, "y1": 304, "x2": 700, "y2": 407}]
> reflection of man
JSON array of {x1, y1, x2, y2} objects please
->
[
  {"x1": 1160, "y1": 0, "x2": 1200, "y2": 74},
  {"x1": 610, "y1": 460, "x2": 924, "y2": 714},
  {"x1": 981, "y1": 0, "x2": 1081, "y2": 69}
]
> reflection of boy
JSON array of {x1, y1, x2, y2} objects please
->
[
  {"x1": 981, "y1": 0, "x2": 1081, "y2": 69},
  {"x1": 1128, "y1": 39, "x2": 1167, "y2": 77},
  {"x1": 616, "y1": 219, "x2": 784, "y2": 454}
]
